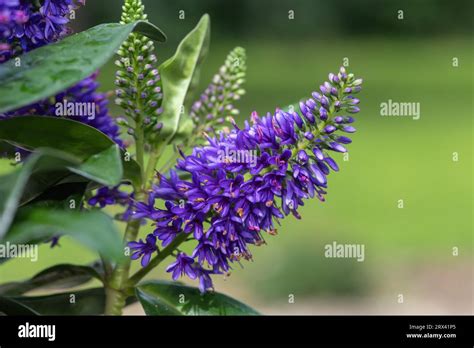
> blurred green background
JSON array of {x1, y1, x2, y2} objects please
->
[{"x1": 1, "y1": 0, "x2": 472, "y2": 314}]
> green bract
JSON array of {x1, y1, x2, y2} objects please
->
[{"x1": 158, "y1": 14, "x2": 211, "y2": 145}]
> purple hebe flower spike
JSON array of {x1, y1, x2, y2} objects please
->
[
  {"x1": 1, "y1": 0, "x2": 84, "y2": 62},
  {"x1": 127, "y1": 67, "x2": 363, "y2": 292}
]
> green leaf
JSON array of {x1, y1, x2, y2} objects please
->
[
  {"x1": 20, "y1": 178, "x2": 88, "y2": 208},
  {"x1": 135, "y1": 280, "x2": 260, "y2": 315},
  {"x1": 7, "y1": 288, "x2": 137, "y2": 315},
  {"x1": 0, "y1": 146, "x2": 126, "y2": 239},
  {"x1": 4, "y1": 208, "x2": 123, "y2": 262},
  {"x1": 0, "y1": 296, "x2": 39, "y2": 315},
  {"x1": 183, "y1": 23, "x2": 211, "y2": 109},
  {"x1": 0, "y1": 116, "x2": 141, "y2": 186},
  {"x1": 0, "y1": 263, "x2": 103, "y2": 296},
  {"x1": 0, "y1": 149, "x2": 77, "y2": 239},
  {"x1": 159, "y1": 14, "x2": 211, "y2": 145},
  {"x1": 10, "y1": 288, "x2": 105, "y2": 315},
  {"x1": 68, "y1": 145, "x2": 123, "y2": 186},
  {"x1": 0, "y1": 21, "x2": 166, "y2": 113}
]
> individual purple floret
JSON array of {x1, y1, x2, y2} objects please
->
[
  {"x1": 129, "y1": 234, "x2": 158, "y2": 267},
  {"x1": 127, "y1": 67, "x2": 363, "y2": 292},
  {"x1": 166, "y1": 252, "x2": 197, "y2": 280},
  {"x1": 88, "y1": 185, "x2": 130, "y2": 208}
]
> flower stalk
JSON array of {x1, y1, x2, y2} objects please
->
[{"x1": 105, "y1": 0, "x2": 165, "y2": 315}]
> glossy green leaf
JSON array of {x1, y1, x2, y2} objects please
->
[
  {"x1": 0, "y1": 262, "x2": 103, "y2": 296},
  {"x1": 159, "y1": 14, "x2": 211, "y2": 144},
  {"x1": 136, "y1": 280, "x2": 260, "y2": 315},
  {"x1": 0, "y1": 116, "x2": 141, "y2": 186},
  {"x1": 20, "y1": 178, "x2": 88, "y2": 208},
  {"x1": 68, "y1": 145, "x2": 123, "y2": 186},
  {"x1": 0, "y1": 145, "x2": 126, "y2": 239},
  {"x1": 0, "y1": 149, "x2": 78, "y2": 239},
  {"x1": 183, "y1": 21, "x2": 211, "y2": 109},
  {"x1": 0, "y1": 21, "x2": 166, "y2": 113},
  {"x1": 4, "y1": 208, "x2": 123, "y2": 262},
  {"x1": 0, "y1": 297, "x2": 39, "y2": 315}
]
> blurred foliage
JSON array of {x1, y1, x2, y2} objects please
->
[{"x1": 76, "y1": 0, "x2": 473, "y2": 39}]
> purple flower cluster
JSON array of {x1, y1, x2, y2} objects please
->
[
  {"x1": 127, "y1": 67, "x2": 363, "y2": 292},
  {"x1": 0, "y1": 0, "x2": 84, "y2": 62},
  {"x1": 129, "y1": 234, "x2": 157, "y2": 267},
  {"x1": 0, "y1": 0, "x2": 27, "y2": 61},
  {"x1": 0, "y1": 0, "x2": 122, "y2": 145}
]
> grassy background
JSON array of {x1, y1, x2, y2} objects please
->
[{"x1": 0, "y1": 1, "x2": 472, "y2": 314}]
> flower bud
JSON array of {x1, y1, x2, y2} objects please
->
[
  {"x1": 319, "y1": 107, "x2": 328, "y2": 121},
  {"x1": 342, "y1": 126, "x2": 356, "y2": 133},
  {"x1": 312, "y1": 146, "x2": 324, "y2": 161},
  {"x1": 297, "y1": 150, "x2": 309, "y2": 164},
  {"x1": 347, "y1": 106, "x2": 360, "y2": 114},
  {"x1": 305, "y1": 98, "x2": 317, "y2": 110},
  {"x1": 291, "y1": 111, "x2": 304, "y2": 129},
  {"x1": 310, "y1": 164, "x2": 327, "y2": 185},
  {"x1": 324, "y1": 157, "x2": 339, "y2": 171},
  {"x1": 329, "y1": 142, "x2": 347, "y2": 153},
  {"x1": 311, "y1": 92, "x2": 322, "y2": 101},
  {"x1": 328, "y1": 73, "x2": 339, "y2": 84},
  {"x1": 304, "y1": 112, "x2": 315, "y2": 124},
  {"x1": 324, "y1": 125, "x2": 336, "y2": 134},
  {"x1": 299, "y1": 101, "x2": 308, "y2": 115},
  {"x1": 336, "y1": 136, "x2": 352, "y2": 144},
  {"x1": 320, "y1": 85, "x2": 329, "y2": 95}
]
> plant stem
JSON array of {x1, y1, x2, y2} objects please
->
[
  {"x1": 128, "y1": 232, "x2": 188, "y2": 286},
  {"x1": 105, "y1": 214, "x2": 142, "y2": 315},
  {"x1": 105, "y1": 85, "x2": 147, "y2": 315},
  {"x1": 104, "y1": 143, "x2": 164, "y2": 315},
  {"x1": 144, "y1": 143, "x2": 164, "y2": 186},
  {"x1": 135, "y1": 128, "x2": 145, "y2": 182}
]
